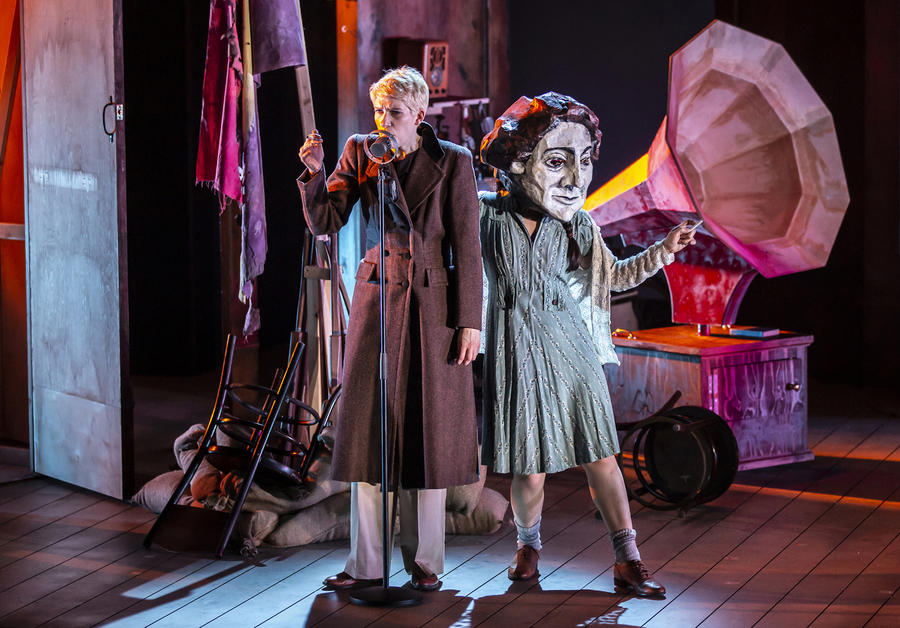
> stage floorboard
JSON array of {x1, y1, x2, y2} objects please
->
[{"x1": 1, "y1": 380, "x2": 898, "y2": 628}]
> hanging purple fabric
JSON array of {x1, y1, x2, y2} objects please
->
[
  {"x1": 241, "y1": 94, "x2": 266, "y2": 335},
  {"x1": 249, "y1": 0, "x2": 307, "y2": 74},
  {"x1": 238, "y1": 0, "x2": 306, "y2": 334},
  {"x1": 198, "y1": 0, "x2": 307, "y2": 336}
]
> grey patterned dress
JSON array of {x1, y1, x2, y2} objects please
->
[{"x1": 480, "y1": 192, "x2": 672, "y2": 475}]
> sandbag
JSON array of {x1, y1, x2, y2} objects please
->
[
  {"x1": 236, "y1": 510, "x2": 280, "y2": 556},
  {"x1": 131, "y1": 470, "x2": 192, "y2": 514},
  {"x1": 174, "y1": 423, "x2": 222, "y2": 502},
  {"x1": 264, "y1": 492, "x2": 352, "y2": 547},
  {"x1": 298, "y1": 447, "x2": 351, "y2": 509},
  {"x1": 445, "y1": 486, "x2": 508, "y2": 535},
  {"x1": 216, "y1": 449, "x2": 350, "y2": 515},
  {"x1": 446, "y1": 464, "x2": 488, "y2": 516}
]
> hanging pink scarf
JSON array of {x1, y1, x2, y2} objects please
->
[{"x1": 196, "y1": 0, "x2": 242, "y2": 207}]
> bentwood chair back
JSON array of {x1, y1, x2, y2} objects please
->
[{"x1": 143, "y1": 336, "x2": 306, "y2": 557}]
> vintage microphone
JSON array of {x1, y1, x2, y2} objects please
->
[
  {"x1": 366, "y1": 132, "x2": 395, "y2": 160},
  {"x1": 350, "y1": 130, "x2": 423, "y2": 608}
]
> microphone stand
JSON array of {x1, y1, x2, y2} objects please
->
[{"x1": 350, "y1": 131, "x2": 422, "y2": 608}]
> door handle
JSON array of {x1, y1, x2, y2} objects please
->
[{"x1": 102, "y1": 96, "x2": 123, "y2": 143}]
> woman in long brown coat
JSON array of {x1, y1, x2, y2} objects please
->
[{"x1": 298, "y1": 66, "x2": 482, "y2": 591}]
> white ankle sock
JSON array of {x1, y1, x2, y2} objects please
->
[
  {"x1": 610, "y1": 528, "x2": 640, "y2": 563},
  {"x1": 516, "y1": 517, "x2": 542, "y2": 551}
]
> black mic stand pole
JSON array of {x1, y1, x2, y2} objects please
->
[{"x1": 350, "y1": 133, "x2": 422, "y2": 608}]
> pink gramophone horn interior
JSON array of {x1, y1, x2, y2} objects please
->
[{"x1": 666, "y1": 20, "x2": 850, "y2": 278}]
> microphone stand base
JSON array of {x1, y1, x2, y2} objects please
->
[{"x1": 349, "y1": 585, "x2": 424, "y2": 607}]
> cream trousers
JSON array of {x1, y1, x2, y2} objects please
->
[{"x1": 344, "y1": 481, "x2": 446, "y2": 579}]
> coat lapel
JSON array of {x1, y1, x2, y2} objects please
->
[
  {"x1": 404, "y1": 123, "x2": 446, "y2": 216},
  {"x1": 363, "y1": 124, "x2": 446, "y2": 222},
  {"x1": 402, "y1": 151, "x2": 444, "y2": 218},
  {"x1": 363, "y1": 157, "x2": 380, "y2": 184}
]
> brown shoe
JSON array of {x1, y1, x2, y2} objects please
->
[
  {"x1": 508, "y1": 545, "x2": 540, "y2": 580},
  {"x1": 323, "y1": 571, "x2": 382, "y2": 590},
  {"x1": 613, "y1": 560, "x2": 666, "y2": 597},
  {"x1": 410, "y1": 572, "x2": 441, "y2": 591}
]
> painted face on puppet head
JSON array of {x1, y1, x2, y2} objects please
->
[{"x1": 513, "y1": 121, "x2": 594, "y2": 222}]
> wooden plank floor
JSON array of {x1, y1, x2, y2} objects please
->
[{"x1": 1, "y1": 381, "x2": 898, "y2": 627}]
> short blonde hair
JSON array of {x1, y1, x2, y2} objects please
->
[{"x1": 369, "y1": 66, "x2": 429, "y2": 116}]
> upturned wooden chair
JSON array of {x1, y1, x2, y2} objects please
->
[{"x1": 143, "y1": 335, "x2": 341, "y2": 557}]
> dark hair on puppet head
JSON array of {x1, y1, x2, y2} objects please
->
[
  {"x1": 479, "y1": 92, "x2": 602, "y2": 173},
  {"x1": 481, "y1": 92, "x2": 601, "y2": 273}
]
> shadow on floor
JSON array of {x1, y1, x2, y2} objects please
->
[{"x1": 303, "y1": 581, "x2": 642, "y2": 627}]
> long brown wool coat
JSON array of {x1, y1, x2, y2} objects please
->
[{"x1": 298, "y1": 124, "x2": 482, "y2": 489}]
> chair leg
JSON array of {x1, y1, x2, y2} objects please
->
[
  {"x1": 298, "y1": 440, "x2": 318, "y2": 485},
  {"x1": 215, "y1": 453, "x2": 258, "y2": 557},
  {"x1": 291, "y1": 385, "x2": 341, "y2": 484},
  {"x1": 144, "y1": 335, "x2": 236, "y2": 549},
  {"x1": 215, "y1": 340, "x2": 305, "y2": 557},
  {"x1": 144, "y1": 441, "x2": 209, "y2": 548},
  {"x1": 298, "y1": 386, "x2": 342, "y2": 483}
]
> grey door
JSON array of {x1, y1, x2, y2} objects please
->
[{"x1": 21, "y1": 0, "x2": 131, "y2": 498}]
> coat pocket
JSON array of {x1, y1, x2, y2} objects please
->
[
  {"x1": 425, "y1": 267, "x2": 449, "y2": 287},
  {"x1": 356, "y1": 261, "x2": 377, "y2": 283}
]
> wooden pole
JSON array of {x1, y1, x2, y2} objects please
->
[
  {"x1": 240, "y1": 0, "x2": 257, "y2": 148},
  {"x1": 293, "y1": 0, "x2": 316, "y2": 135},
  {"x1": 292, "y1": 0, "x2": 346, "y2": 394}
]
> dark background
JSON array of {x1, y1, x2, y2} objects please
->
[
  {"x1": 123, "y1": 0, "x2": 339, "y2": 374},
  {"x1": 508, "y1": 0, "x2": 717, "y2": 188},
  {"x1": 711, "y1": 0, "x2": 897, "y2": 386},
  {"x1": 123, "y1": 0, "x2": 899, "y2": 386}
]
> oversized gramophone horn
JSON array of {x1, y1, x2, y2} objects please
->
[{"x1": 585, "y1": 20, "x2": 850, "y2": 326}]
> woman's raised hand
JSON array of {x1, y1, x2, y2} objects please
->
[
  {"x1": 663, "y1": 219, "x2": 699, "y2": 254},
  {"x1": 299, "y1": 130, "x2": 324, "y2": 173}
]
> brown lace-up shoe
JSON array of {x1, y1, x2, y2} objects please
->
[
  {"x1": 323, "y1": 572, "x2": 382, "y2": 590},
  {"x1": 613, "y1": 560, "x2": 666, "y2": 597},
  {"x1": 508, "y1": 545, "x2": 540, "y2": 580},
  {"x1": 410, "y1": 572, "x2": 441, "y2": 591}
]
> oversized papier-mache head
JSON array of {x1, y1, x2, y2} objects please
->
[{"x1": 481, "y1": 92, "x2": 602, "y2": 222}]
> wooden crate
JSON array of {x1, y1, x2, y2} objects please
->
[{"x1": 603, "y1": 325, "x2": 815, "y2": 470}]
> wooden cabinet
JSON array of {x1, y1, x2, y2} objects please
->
[{"x1": 603, "y1": 325, "x2": 814, "y2": 471}]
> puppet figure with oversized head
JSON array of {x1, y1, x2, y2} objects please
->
[{"x1": 478, "y1": 92, "x2": 696, "y2": 595}]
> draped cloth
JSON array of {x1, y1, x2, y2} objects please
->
[
  {"x1": 197, "y1": 0, "x2": 305, "y2": 334},
  {"x1": 249, "y1": 0, "x2": 306, "y2": 74},
  {"x1": 196, "y1": 0, "x2": 242, "y2": 205}
]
